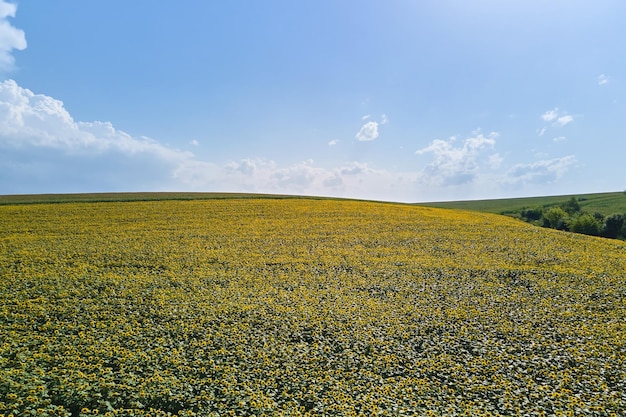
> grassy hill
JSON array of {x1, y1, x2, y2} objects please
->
[
  {"x1": 416, "y1": 191, "x2": 626, "y2": 216},
  {"x1": 1, "y1": 197, "x2": 625, "y2": 416}
]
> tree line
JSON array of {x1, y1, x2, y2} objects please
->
[{"x1": 519, "y1": 197, "x2": 625, "y2": 239}]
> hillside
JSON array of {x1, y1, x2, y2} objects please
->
[
  {"x1": 417, "y1": 191, "x2": 626, "y2": 216},
  {"x1": 1, "y1": 198, "x2": 625, "y2": 416}
]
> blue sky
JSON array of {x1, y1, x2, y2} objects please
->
[{"x1": 0, "y1": 1, "x2": 624, "y2": 202}]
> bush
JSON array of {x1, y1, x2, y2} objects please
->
[
  {"x1": 570, "y1": 214, "x2": 601, "y2": 236},
  {"x1": 521, "y1": 207, "x2": 543, "y2": 221},
  {"x1": 542, "y1": 207, "x2": 568, "y2": 230},
  {"x1": 560, "y1": 197, "x2": 581, "y2": 215},
  {"x1": 602, "y1": 213, "x2": 625, "y2": 239}
]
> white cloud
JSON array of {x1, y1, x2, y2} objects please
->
[
  {"x1": 488, "y1": 153, "x2": 503, "y2": 169},
  {"x1": 0, "y1": 80, "x2": 197, "y2": 192},
  {"x1": 537, "y1": 127, "x2": 546, "y2": 137},
  {"x1": 540, "y1": 108, "x2": 576, "y2": 130},
  {"x1": 553, "y1": 136, "x2": 566, "y2": 142},
  {"x1": 504, "y1": 156, "x2": 577, "y2": 185},
  {"x1": 328, "y1": 139, "x2": 338, "y2": 146},
  {"x1": 0, "y1": 1, "x2": 26, "y2": 72},
  {"x1": 556, "y1": 115, "x2": 573, "y2": 127},
  {"x1": 190, "y1": 139, "x2": 199, "y2": 146},
  {"x1": 355, "y1": 121, "x2": 379, "y2": 141},
  {"x1": 0, "y1": 80, "x2": 191, "y2": 159},
  {"x1": 598, "y1": 74, "x2": 608, "y2": 86},
  {"x1": 381, "y1": 114, "x2": 388, "y2": 124},
  {"x1": 196, "y1": 157, "x2": 419, "y2": 201},
  {"x1": 541, "y1": 108, "x2": 559, "y2": 122},
  {"x1": 361, "y1": 114, "x2": 371, "y2": 120},
  {"x1": 415, "y1": 131, "x2": 499, "y2": 186},
  {"x1": 0, "y1": 79, "x2": 582, "y2": 202},
  {"x1": 0, "y1": 82, "x2": 419, "y2": 199}
]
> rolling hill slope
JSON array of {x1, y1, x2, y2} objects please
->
[
  {"x1": 1, "y1": 198, "x2": 624, "y2": 416},
  {"x1": 417, "y1": 191, "x2": 626, "y2": 216}
]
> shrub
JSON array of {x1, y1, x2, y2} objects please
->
[
  {"x1": 570, "y1": 214, "x2": 601, "y2": 236},
  {"x1": 602, "y1": 213, "x2": 625, "y2": 238},
  {"x1": 560, "y1": 197, "x2": 581, "y2": 215},
  {"x1": 521, "y1": 207, "x2": 543, "y2": 221},
  {"x1": 542, "y1": 207, "x2": 568, "y2": 230}
]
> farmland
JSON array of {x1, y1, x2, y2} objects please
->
[
  {"x1": 1, "y1": 198, "x2": 625, "y2": 416},
  {"x1": 417, "y1": 191, "x2": 626, "y2": 217}
]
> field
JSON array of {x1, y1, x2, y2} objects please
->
[
  {"x1": 417, "y1": 191, "x2": 626, "y2": 217},
  {"x1": 1, "y1": 198, "x2": 625, "y2": 416}
]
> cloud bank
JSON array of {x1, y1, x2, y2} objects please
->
[
  {"x1": 0, "y1": 80, "x2": 197, "y2": 192},
  {"x1": 0, "y1": 80, "x2": 580, "y2": 202},
  {"x1": 0, "y1": 80, "x2": 416, "y2": 200}
]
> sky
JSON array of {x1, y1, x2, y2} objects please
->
[{"x1": 0, "y1": 1, "x2": 624, "y2": 202}]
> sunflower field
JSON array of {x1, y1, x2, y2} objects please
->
[{"x1": 1, "y1": 198, "x2": 625, "y2": 416}]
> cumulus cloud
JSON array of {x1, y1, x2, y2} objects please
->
[
  {"x1": 504, "y1": 156, "x2": 577, "y2": 185},
  {"x1": 414, "y1": 131, "x2": 499, "y2": 186},
  {"x1": 328, "y1": 139, "x2": 338, "y2": 146},
  {"x1": 0, "y1": 80, "x2": 191, "y2": 158},
  {"x1": 597, "y1": 74, "x2": 608, "y2": 86},
  {"x1": 488, "y1": 153, "x2": 503, "y2": 169},
  {"x1": 556, "y1": 115, "x2": 573, "y2": 127},
  {"x1": 0, "y1": 1, "x2": 26, "y2": 71},
  {"x1": 355, "y1": 121, "x2": 379, "y2": 142},
  {"x1": 541, "y1": 109, "x2": 559, "y2": 122},
  {"x1": 0, "y1": 79, "x2": 580, "y2": 202},
  {"x1": 540, "y1": 108, "x2": 575, "y2": 127},
  {"x1": 0, "y1": 80, "x2": 198, "y2": 193},
  {"x1": 0, "y1": 81, "x2": 420, "y2": 199},
  {"x1": 539, "y1": 108, "x2": 576, "y2": 141}
]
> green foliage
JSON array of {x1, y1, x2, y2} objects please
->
[
  {"x1": 560, "y1": 197, "x2": 581, "y2": 215},
  {"x1": 520, "y1": 207, "x2": 543, "y2": 221},
  {"x1": 570, "y1": 214, "x2": 602, "y2": 236},
  {"x1": 420, "y1": 192, "x2": 626, "y2": 240},
  {"x1": 419, "y1": 191, "x2": 626, "y2": 217},
  {"x1": 542, "y1": 207, "x2": 568, "y2": 230},
  {"x1": 602, "y1": 213, "x2": 625, "y2": 239}
]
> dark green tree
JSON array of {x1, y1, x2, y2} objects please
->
[
  {"x1": 601, "y1": 213, "x2": 624, "y2": 238},
  {"x1": 560, "y1": 197, "x2": 581, "y2": 215},
  {"x1": 521, "y1": 207, "x2": 543, "y2": 221}
]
